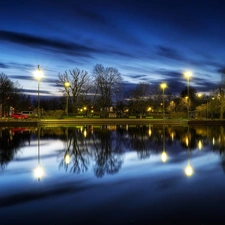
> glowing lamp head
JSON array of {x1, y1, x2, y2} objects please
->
[
  {"x1": 64, "y1": 82, "x2": 70, "y2": 87},
  {"x1": 184, "y1": 71, "x2": 192, "y2": 79},
  {"x1": 160, "y1": 83, "x2": 167, "y2": 89},
  {"x1": 34, "y1": 65, "x2": 44, "y2": 81}
]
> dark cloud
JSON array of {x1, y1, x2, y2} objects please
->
[
  {"x1": 0, "y1": 62, "x2": 9, "y2": 68},
  {"x1": 21, "y1": 88, "x2": 51, "y2": 95},
  {"x1": 153, "y1": 69, "x2": 182, "y2": 79},
  {"x1": 123, "y1": 82, "x2": 138, "y2": 93},
  {"x1": 9, "y1": 75, "x2": 58, "y2": 85},
  {"x1": 217, "y1": 67, "x2": 225, "y2": 74},
  {"x1": 9, "y1": 75, "x2": 33, "y2": 81},
  {"x1": 0, "y1": 30, "x2": 98, "y2": 57},
  {"x1": 0, "y1": 30, "x2": 138, "y2": 60},
  {"x1": 1, "y1": 62, "x2": 34, "y2": 71},
  {"x1": 156, "y1": 46, "x2": 186, "y2": 62}
]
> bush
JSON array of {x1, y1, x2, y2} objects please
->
[{"x1": 42, "y1": 110, "x2": 65, "y2": 118}]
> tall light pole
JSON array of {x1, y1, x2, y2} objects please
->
[
  {"x1": 34, "y1": 65, "x2": 43, "y2": 120},
  {"x1": 64, "y1": 82, "x2": 70, "y2": 117},
  {"x1": 160, "y1": 83, "x2": 167, "y2": 119},
  {"x1": 184, "y1": 71, "x2": 192, "y2": 120}
]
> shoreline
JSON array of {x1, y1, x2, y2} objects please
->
[{"x1": 0, "y1": 118, "x2": 225, "y2": 127}]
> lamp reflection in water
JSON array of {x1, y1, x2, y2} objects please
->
[
  {"x1": 34, "y1": 128, "x2": 44, "y2": 181},
  {"x1": 148, "y1": 125, "x2": 152, "y2": 137},
  {"x1": 198, "y1": 140, "x2": 203, "y2": 150},
  {"x1": 83, "y1": 127, "x2": 87, "y2": 138},
  {"x1": 64, "y1": 127, "x2": 71, "y2": 165},
  {"x1": 184, "y1": 127, "x2": 194, "y2": 177},
  {"x1": 161, "y1": 125, "x2": 168, "y2": 163}
]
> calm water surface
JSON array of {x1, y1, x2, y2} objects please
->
[{"x1": 1, "y1": 124, "x2": 225, "y2": 224}]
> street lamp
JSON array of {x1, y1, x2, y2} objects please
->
[
  {"x1": 34, "y1": 65, "x2": 43, "y2": 120},
  {"x1": 184, "y1": 71, "x2": 192, "y2": 120},
  {"x1": 64, "y1": 82, "x2": 70, "y2": 117},
  {"x1": 160, "y1": 83, "x2": 167, "y2": 119}
]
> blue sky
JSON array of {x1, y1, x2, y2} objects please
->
[{"x1": 0, "y1": 0, "x2": 225, "y2": 97}]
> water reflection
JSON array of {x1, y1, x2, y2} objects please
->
[
  {"x1": 59, "y1": 126, "x2": 91, "y2": 174},
  {"x1": 34, "y1": 128, "x2": 44, "y2": 181},
  {"x1": 161, "y1": 125, "x2": 168, "y2": 163},
  {"x1": 0, "y1": 127, "x2": 35, "y2": 170},
  {"x1": 184, "y1": 127, "x2": 194, "y2": 177},
  {"x1": 1, "y1": 125, "x2": 225, "y2": 177}
]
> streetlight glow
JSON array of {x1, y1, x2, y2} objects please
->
[
  {"x1": 160, "y1": 83, "x2": 167, "y2": 89},
  {"x1": 161, "y1": 151, "x2": 168, "y2": 163},
  {"x1": 184, "y1": 71, "x2": 192, "y2": 79},
  {"x1": 34, "y1": 65, "x2": 44, "y2": 80},
  {"x1": 65, "y1": 154, "x2": 71, "y2": 164},
  {"x1": 34, "y1": 165, "x2": 44, "y2": 180},
  {"x1": 184, "y1": 164, "x2": 194, "y2": 177}
]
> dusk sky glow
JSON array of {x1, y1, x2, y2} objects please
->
[{"x1": 1, "y1": 0, "x2": 225, "y2": 97}]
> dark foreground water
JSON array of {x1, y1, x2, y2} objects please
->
[{"x1": 1, "y1": 124, "x2": 225, "y2": 224}]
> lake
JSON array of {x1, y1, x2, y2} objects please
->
[{"x1": 1, "y1": 124, "x2": 225, "y2": 224}]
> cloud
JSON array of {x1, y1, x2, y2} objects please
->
[
  {"x1": 0, "y1": 30, "x2": 138, "y2": 61},
  {"x1": 0, "y1": 63, "x2": 9, "y2": 68},
  {"x1": 156, "y1": 45, "x2": 186, "y2": 62},
  {"x1": 217, "y1": 67, "x2": 225, "y2": 75},
  {"x1": 20, "y1": 88, "x2": 52, "y2": 95},
  {"x1": 0, "y1": 30, "x2": 99, "y2": 57},
  {"x1": 9, "y1": 75, "x2": 58, "y2": 84},
  {"x1": 9, "y1": 75, "x2": 33, "y2": 81}
]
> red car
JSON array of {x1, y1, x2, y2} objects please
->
[{"x1": 11, "y1": 113, "x2": 28, "y2": 119}]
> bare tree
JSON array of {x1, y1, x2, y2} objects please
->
[
  {"x1": 57, "y1": 69, "x2": 92, "y2": 113},
  {"x1": 92, "y1": 64, "x2": 123, "y2": 117}
]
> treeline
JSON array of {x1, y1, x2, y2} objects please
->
[{"x1": 0, "y1": 64, "x2": 225, "y2": 119}]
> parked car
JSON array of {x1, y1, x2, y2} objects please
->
[
  {"x1": 11, "y1": 113, "x2": 28, "y2": 119},
  {"x1": 21, "y1": 111, "x2": 38, "y2": 117}
]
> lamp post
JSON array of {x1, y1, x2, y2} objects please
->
[
  {"x1": 160, "y1": 83, "x2": 167, "y2": 119},
  {"x1": 64, "y1": 82, "x2": 70, "y2": 117},
  {"x1": 34, "y1": 65, "x2": 43, "y2": 120},
  {"x1": 184, "y1": 71, "x2": 192, "y2": 120}
]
